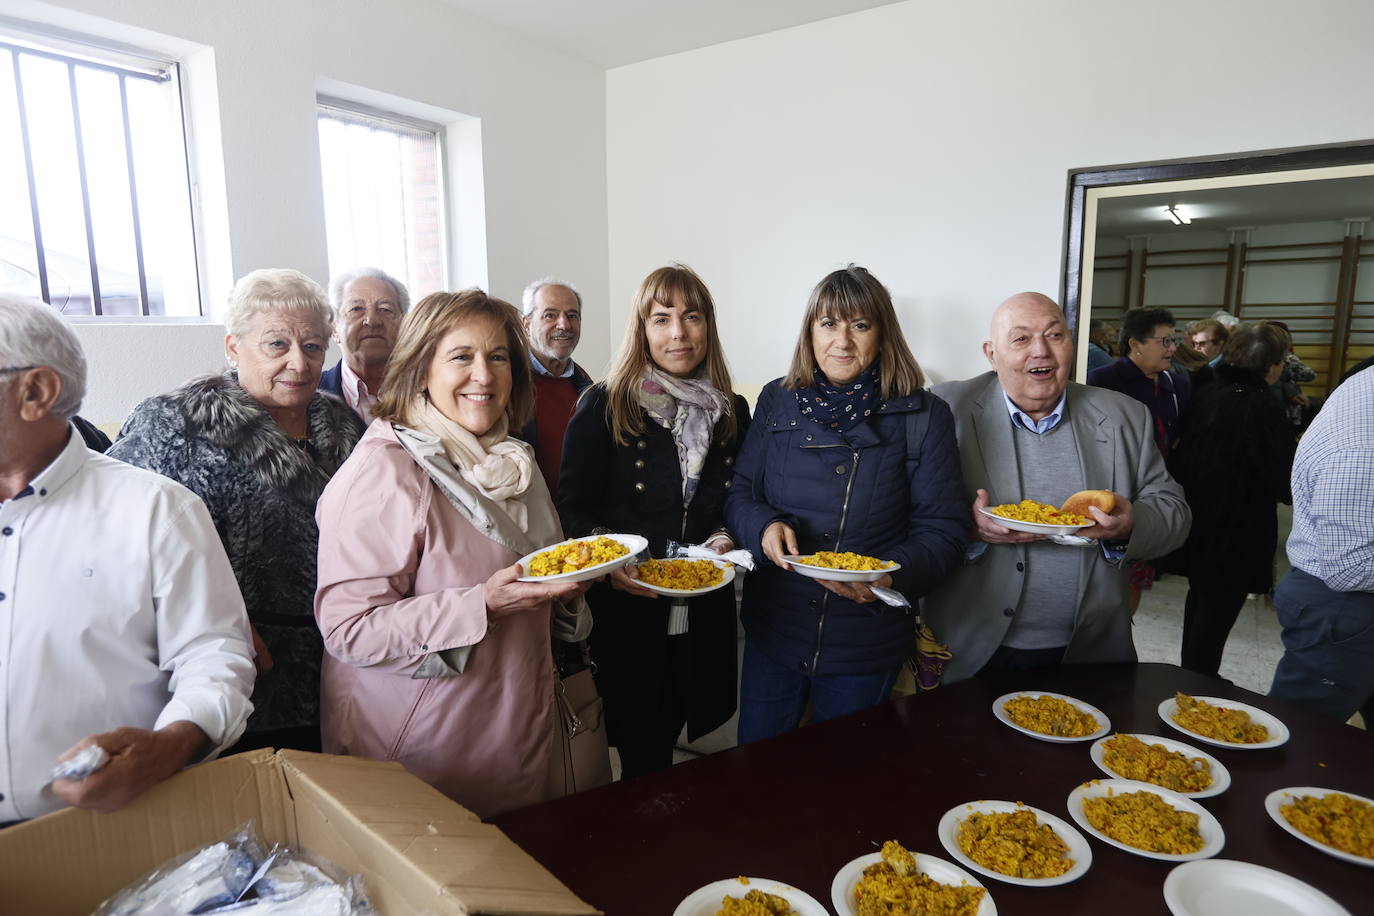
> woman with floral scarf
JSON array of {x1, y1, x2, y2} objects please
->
[{"x1": 559, "y1": 265, "x2": 750, "y2": 779}]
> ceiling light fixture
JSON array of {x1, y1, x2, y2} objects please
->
[{"x1": 1165, "y1": 205, "x2": 1192, "y2": 226}]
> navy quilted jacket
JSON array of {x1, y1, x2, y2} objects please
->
[{"x1": 724, "y1": 379, "x2": 967, "y2": 676}]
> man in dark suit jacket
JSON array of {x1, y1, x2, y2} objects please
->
[
  {"x1": 320, "y1": 267, "x2": 409, "y2": 422},
  {"x1": 924, "y1": 293, "x2": 1190, "y2": 682},
  {"x1": 518, "y1": 277, "x2": 593, "y2": 500}
]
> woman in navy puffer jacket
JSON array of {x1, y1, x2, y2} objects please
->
[{"x1": 725, "y1": 265, "x2": 967, "y2": 743}]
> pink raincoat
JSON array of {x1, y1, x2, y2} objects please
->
[{"x1": 314, "y1": 423, "x2": 556, "y2": 817}]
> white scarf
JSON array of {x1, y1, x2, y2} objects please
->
[{"x1": 409, "y1": 395, "x2": 535, "y2": 531}]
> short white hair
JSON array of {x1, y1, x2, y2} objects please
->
[
  {"x1": 521, "y1": 277, "x2": 582, "y2": 319},
  {"x1": 328, "y1": 266, "x2": 410, "y2": 315},
  {"x1": 224, "y1": 268, "x2": 333, "y2": 339},
  {"x1": 0, "y1": 294, "x2": 86, "y2": 418}
]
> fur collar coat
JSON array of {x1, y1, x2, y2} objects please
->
[{"x1": 108, "y1": 372, "x2": 365, "y2": 736}]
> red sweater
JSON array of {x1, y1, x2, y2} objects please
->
[{"x1": 531, "y1": 373, "x2": 581, "y2": 500}]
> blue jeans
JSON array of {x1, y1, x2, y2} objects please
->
[
  {"x1": 737, "y1": 640, "x2": 900, "y2": 745},
  {"x1": 1269, "y1": 568, "x2": 1374, "y2": 725}
]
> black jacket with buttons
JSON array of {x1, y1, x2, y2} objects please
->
[
  {"x1": 558, "y1": 383, "x2": 751, "y2": 743},
  {"x1": 724, "y1": 379, "x2": 967, "y2": 676}
]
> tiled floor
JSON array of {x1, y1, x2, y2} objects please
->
[{"x1": 635, "y1": 505, "x2": 1362, "y2": 778}]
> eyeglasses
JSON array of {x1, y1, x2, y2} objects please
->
[
  {"x1": 0, "y1": 365, "x2": 37, "y2": 375},
  {"x1": 1145, "y1": 335, "x2": 1182, "y2": 348}
]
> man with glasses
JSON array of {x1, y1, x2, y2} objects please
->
[
  {"x1": 320, "y1": 267, "x2": 410, "y2": 423},
  {"x1": 0, "y1": 295, "x2": 254, "y2": 824},
  {"x1": 1187, "y1": 318, "x2": 1229, "y2": 362}
]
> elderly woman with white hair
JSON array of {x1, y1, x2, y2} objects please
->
[{"x1": 109, "y1": 268, "x2": 364, "y2": 753}]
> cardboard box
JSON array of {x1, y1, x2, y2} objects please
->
[{"x1": 0, "y1": 749, "x2": 600, "y2": 916}]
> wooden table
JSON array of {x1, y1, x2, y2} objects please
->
[{"x1": 493, "y1": 663, "x2": 1374, "y2": 914}]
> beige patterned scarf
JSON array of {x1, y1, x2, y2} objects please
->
[{"x1": 409, "y1": 395, "x2": 535, "y2": 531}]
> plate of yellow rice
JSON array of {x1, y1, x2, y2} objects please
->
[
  {"x1": 938, "y1": 800, "x2": 1091, "y2": 887},
  {"x1": 979, "y1": 500, "x2": 1096, "y2": 535},
  {"x1": 1068, "y1": 778, "x2": 1224, "y2": 862},
  {"x1": 780, "y1": 551, "x2": 900, "y2": 583},
  {"x1": 1265, "y1": 787, "x2": 1374, "y2": 866},
  {"x1": 672, "y1": 877, "x2": 827, "y2": 916},
  {"x1": 634, "y1": 557, "x2": 736, "y2": 597},
  {"x1": 1157, "y1": 693, "x2": 1289, "y2": 750},
  {"x1": 516, "y1": 533, "x2": 646, "y2": 583},
  {"x1": 993, "y1": 692, "x2": 1111, "y2": 743},
  {"x1": 831, "y1": 840, "x2": 996, "y2": 916},
  {"x1": 1090, "y1": 733, "x2": 1230, "y2": 798}
]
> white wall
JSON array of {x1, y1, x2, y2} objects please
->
[
  {"x1": 605, "y1": 0, "x2": 1374, "y2": 389},
  {"x1": 10, "y1": 0, "x2": 609, "y2": 425}
]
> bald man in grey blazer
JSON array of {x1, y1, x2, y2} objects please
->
[{"x1": 924, "y1": 293, "x2": 1189, "y2": 683}]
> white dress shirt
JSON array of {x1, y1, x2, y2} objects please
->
[{"x1": 0, "y1": 428, "x2": 255, "y2": 820}]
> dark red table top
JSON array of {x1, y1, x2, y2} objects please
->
[{"x1": 492, "y1": 663, "x2": 1374, "y2": 915}]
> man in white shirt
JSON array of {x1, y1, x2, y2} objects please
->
[
  {"x1": 319, "y1": 267, "x2": 411, "y2": 422},
  {"x1": 0, "y1": 296, "x2": 255, "y2": 823}
]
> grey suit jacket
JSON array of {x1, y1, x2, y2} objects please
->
[{"x1": 923, "y1": 372, "x2": 1190, "y2": 682}]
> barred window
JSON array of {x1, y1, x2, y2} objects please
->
[
  {"x1": 317, "y1": 98, "x2": 447, "y2": 299},
  {"x1": 0, "y1": 27, "x2": 200, "y2": 317}
]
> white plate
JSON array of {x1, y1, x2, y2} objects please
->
[
  {"x1": 781, "y1": 555, "x2": 901, "y2": 583},
  {"x1": 937, "y1": 800, "x2": 1092, "y2": 887},
  {"x1": 1264, "y1": 786, "x2": 1374, "y2": 867},
  {"x1": 1067, "y1": 778, "x2": 1224, "y2": 862},
  {"x1": 673, "y1": 877, "x2": 827, "y2": 916},
  {"x1": 977, "y1": 506, "x2": 1095, "y2": 535},
  {"x1": 1164, "y1": 859, "x2": 1353, "y2": 916},
  {"x1": 1089, "y1": 733, "x2": 1231, "y2": 798},
  {"x1": 1157, "y1": 695, "x2": 1290, "y2": 750},
  {"x1": 515, "y1": 533, "x2": 647, "y2": 583},
  {"x1": 993, "y1": 691, "x2": 1111, "y2": 743},
  {"x1": 634, "y1": 558, "x2": 737, "y2": 597},
  {"x1": 831, "y1": 850, "x2": 996, "y2": 916}
]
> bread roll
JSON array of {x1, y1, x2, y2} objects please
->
[{"x1": 1061, "y1": 489, "x2": 1116, "y2": 517}]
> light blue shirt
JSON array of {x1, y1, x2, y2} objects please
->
[
  {"x1": 529, "y1": 351, "x2": 575, "y2": 379},
  {"x1": 1002, "y1": 391, "x2": 1067, "y2": 434},
  {"x1": 1286, "y1": 366, "x2": 1374, "y2": 592}
]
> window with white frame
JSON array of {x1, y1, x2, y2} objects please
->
[
  {"x1": 317, "y1": 98, "x2": 447, "y2": 299},
  {"x1": 0, "y1": 26, "x2": 200, "y2": 317}
]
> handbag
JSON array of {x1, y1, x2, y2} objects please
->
[{"x1": 546, "y1": 647, "x2": 613, "y2": 798}]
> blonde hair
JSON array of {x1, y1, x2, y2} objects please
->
[
  {"x1": 602, "y1": 264, "x2": 737, "y2": 445},
  {"x1": 783, "y1": 265, "x2": 925, "y2": 397},
  {"x1": 224, "y1": 268, "x2": 332, "y2": 338},
  {"x1": 374, "y1": 289, "x2": 534, "y2": 431}
]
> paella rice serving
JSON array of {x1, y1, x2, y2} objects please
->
[
  {"x1": 715, "y1": 889, "x2": 797, "y2": 915},
  {"x1": 956, "y1": 805, "x2": 1074, "y2": 879},
  {"x1": 1100, "y1": 734, "x2": 1213, "y2": 793},
  {"x1": 1171, "y1": 692, "x2": 1269, "y2": 744},
  {"x1": 1002, "y1": 695, "x2": 1100, "y2": 737},
  {"x1": 1279, "y1": 792, "x2": 1374, "y2": 860},
  {"x1": 988, "y1": 499, "x2": 1087, "y2": 526},
  {"x1": 527, "y1": 536, "x2": 628, "y2": 576},
  {"x1": 797, "y1": 550, "x2": 894, "y2": 571},
  {"x1": 854, "y1": 840, "x2": 986, "y2": 916},
  {"x1": 637, "y1": 557, "x2": 726, "y2": 590},
  {"x1": 1080, "y1": 785, "x2": 1204, "y2": 854}
]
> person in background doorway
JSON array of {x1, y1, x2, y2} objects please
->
[
  {"x1": 1172, "y1": 324, "x2": 1294, "y2": 678},
  {"x1": 319, "y1": 267, "x2": 410, "y2": 423},
  {"x1": 518, "y1": 277, "x2": 593, "y2": 501},
  {"x1": 1086, "y1": 318, "x2": 1115, "y2": 371}
]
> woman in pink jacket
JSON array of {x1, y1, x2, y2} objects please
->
[{"x1": 314, "y1": 290, "x2": 590, "y2": 817}]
